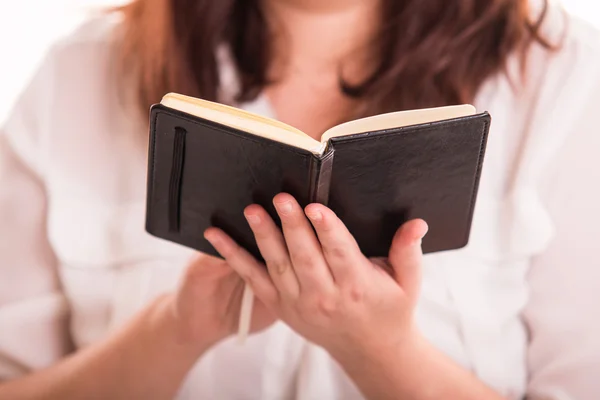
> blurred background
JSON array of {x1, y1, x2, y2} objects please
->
[{"x1": 0, "y1": 0, "x2": 599, "y2": 124}]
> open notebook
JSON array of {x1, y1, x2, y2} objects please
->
[{"x1": 146, "y1": 92, "x2": 490, "y2": 259}]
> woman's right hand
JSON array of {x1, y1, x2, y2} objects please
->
[
  {"x1": 0, "y1": 253, "x2": 276, "y2": 400},
  {"x1": 166, "y1": 253, "x2": 276, "y2": 350}
]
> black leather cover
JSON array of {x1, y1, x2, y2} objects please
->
[
  {"x1": 146, "y1": 104, "x2": 490, "y2": 259},
  {"x1": 326, "y1": 113, "x2": 490, "y2": 255}
]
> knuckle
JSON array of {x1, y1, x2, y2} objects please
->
[
  {"x1": 345, "y1": 286, "x2": 365, "y2": 303},
  {"x1": 298, "y1": 295, "x2": 338, "y2": 319},
  {"x1": 317, "y1": 298, "x2": 338, "y2": 317},
  {"x1": 268, "y1": 258, "x2": 292, "y2": 275},
  {"x1": 292, "y1": 251, "x2": 318, "y2": 268},
  {"x1": 324, "y1": 244, "x2": 348, "y2": 261}
]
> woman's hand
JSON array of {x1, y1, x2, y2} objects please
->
[
  {"x1": 205, "y1": 194, "x2": 506, "y2": 400},
  {"x1": 203, "y1": 193, "x2": 428, "y2": 360},
  {"x1": 168, "y1": 253, "x2": 276, "y2": 350},
  {"x1": 0, "y1": 254, "x2": 277, "y2": 400}
]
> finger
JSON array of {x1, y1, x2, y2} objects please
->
[
  {"x1": 304, "y1": 203, "x2": 370, "y2": 286},
  {"x1": 204, "y1": 228, "x2": 279, "y2": 306},
  {"x1": 243, "y1": 204, "x2": 300, "y2": 299},
  {"x1": 388, "y1": 219, "x2": 428, "y2": 303},
  {"x1": 272, "y1": 193, "x2": 335, "y2": 294}
]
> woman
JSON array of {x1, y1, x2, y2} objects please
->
[{"x1": 0, "y1": 0, "x2": 599, "y2": 398}]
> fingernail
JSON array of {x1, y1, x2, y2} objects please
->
[
  {"x1": 276, "y1": 201, "x2": 293, "y2": 215},
  {"x1": 245, "y1": 213, "x2": 261, "y2": 225},
  {"x1": 306, "y1": 210, "x2": 322, "y2": 222}
]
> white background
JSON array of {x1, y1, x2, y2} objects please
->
[{"x1": 0, "y1": 0, "x2": 598, "y2": 123}]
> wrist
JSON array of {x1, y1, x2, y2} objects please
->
[
  {"x1": 330, "y1": 326, "x2": 506, "y2": 400},
  {"x1": 328, "y1": 327, "x2": 440, "y2": 400},
  {"x1": 330, "y1": 323, "x2": 426, "y2": 376}
]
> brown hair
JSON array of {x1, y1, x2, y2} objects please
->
[{"x1": 116, "y1": 0, "x2": 551, "y2": 120}]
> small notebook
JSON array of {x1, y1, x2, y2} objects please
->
[{"x1": 145, "y1": 93, "x2": 491, "y2": 259}]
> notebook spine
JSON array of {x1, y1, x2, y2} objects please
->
[{"x1": 309, "y1": 148, "x2": 335, "y2": 205}]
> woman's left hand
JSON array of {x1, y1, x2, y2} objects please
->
[{"x1": 203, "y1": 193, "x2": 428, "y2": 361}]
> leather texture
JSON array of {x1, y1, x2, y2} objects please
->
[
  {"x1": 146, "y1": 104, "x2": 490, "y2": 259},
  {"x1": 327, "y1": 113, "x2": 490, "y2": 255},
  {"x1": 146, "y1": 105, "x2": 318, "y2": 260}
]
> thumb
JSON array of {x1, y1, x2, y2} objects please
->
[{"x1": 388, "y1": 219, "x2": 428, "y2": 302}]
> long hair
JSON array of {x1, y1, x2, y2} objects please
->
[{"x1": 116, "y1": 0, "x2": 552, "y2": 120}]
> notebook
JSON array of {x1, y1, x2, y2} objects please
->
[{"x1": 145, "y1": 93, "x2": 490, "y2": 259}]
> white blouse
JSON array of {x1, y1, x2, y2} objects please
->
[{"x1": 1, "y1": 3, "x2": 600, "y2": 399}]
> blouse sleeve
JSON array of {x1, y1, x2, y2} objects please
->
[
  {"x1": 0, "y1": 47, "x2": 72, "y2": 380},
  {"x1": 523, "y1": 51, "x2": 600, "y2": 400}
]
